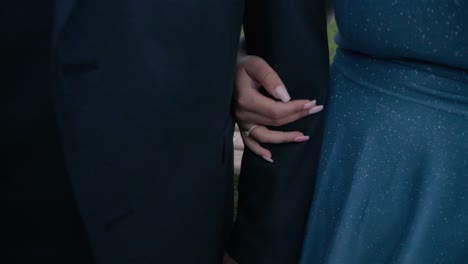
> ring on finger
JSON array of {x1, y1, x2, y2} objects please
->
[{"x1": 244, "y1": 125, "x2": 258, "y2": 137}]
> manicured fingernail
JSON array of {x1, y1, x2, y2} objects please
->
[
  {"x1": 303, "y1": 100, "x2": 317, "y2": 109},
  {"x1": 262, "y1": 156, "x2": 274, "y2": 163},
  {"x1": 274, "y1": 85, "x2": 291, "y2": 103},
  {"x1": 294, "y1": 136, "x2": 310, "y2": 142},
  {"x1": 309, "y1": 105, "x2": 323, "y2": 114}
]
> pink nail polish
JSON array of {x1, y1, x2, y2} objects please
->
[
  {"x1": 303, "y1": 100, "x2": 317, "y2": 110},
  {"x1": 308, "y1": 105, "x2": 324, "y2": 114},
  {"x1": 274, "y1": 85, "x2": 291, "y2": 103},
  {"x1": 294, "y1": 136, "x2": 310, "y2": 142},
  {"x1": 262, "y1": 156, "x2": 274, "y2": 163}
]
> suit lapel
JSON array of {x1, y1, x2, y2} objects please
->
[{"x1": 52, "y1": 0, "x2": 78, "y2": 46}]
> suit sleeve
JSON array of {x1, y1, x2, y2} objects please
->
[{"x1": 228, "y1": 0, "x2": 329, "y2": 263}]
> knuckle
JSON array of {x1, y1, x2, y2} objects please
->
[
  {"x1": 301, "y1": 110, "x2": 310, "y2": 117},
  {"x1": 266, "y1": 134, "x2": 278, "y2": 143},
  {"x1": 238, "y1": 55, "x2": 252, "y2": 66},
  {"x1": 255, "y1": 136, "x2": 267, "y2": 144},
  {"x1": 286, "y1": 133, "x2": 297, "y2": 142},
  {"x1": 237, "y1": 95, "x2": 251, "y2": 109},
  {"x1": 296, "y1": 103, "x2": 306, "y2": 112},
  {"x1": 241, "y1": 56, "x2": 262, "y2": 71},
  {"x1": 233, "y1": 110, "x2": 243, "y2": 120},
  {"x1": 268, "y1": 108, "x2": 282, "y2": 119},
  {"x1": 235, "y1": 66, "x2": 246, "y2": 78},
  {"x1": 282, "y1": 106, "x2": 295, "y2": 116},
  {"x1": 261, "y1": 69, "x2": 274, "y2": 83},
  {"x1": 250, "y1": 56, "x2": 265, "y2": 67}
]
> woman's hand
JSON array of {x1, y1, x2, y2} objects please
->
[{"x1": 234, "y1": 56, "x2": 323, "y2": 162}]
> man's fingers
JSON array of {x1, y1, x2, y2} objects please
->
[
  {"x1": 241, "y1": 132, "x2": 274, "y2": 162},
  {"x1": 241, "y1": 56, "x2": 290, "y2": 102},
  {"x1": 249, "y1": 126, "x2": 309, "y2": 144}
]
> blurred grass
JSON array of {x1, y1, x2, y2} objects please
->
[{"x1": 328, "y1": 19, "x2": 339, "y2": 63}]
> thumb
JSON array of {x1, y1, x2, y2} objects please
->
[{"x1": 241, "y1": 56, "x2": 291, "y2": 102}]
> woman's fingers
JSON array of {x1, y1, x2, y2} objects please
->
[
  {"x1": 241, "y1": 130, "x2": 274, "y2": 162},
  {"x1": 239, "y1": 123, "x2": 312, "y2": 162},
  {"x1": 248, "y1": 126, "x2": 310, "y2": 144},
  {"x1": 235, "y1": 103, "x2": 323, "y2": 127},
  {"x1": 239, "y1": 56, "x2": 290, "y2": 102},
  {"x1": 235, "y1": 56, "x2": 323, "y2": 162},
  {"x1": 272, "y1": 104, "x2": 323, "y2": 126},
  {"x1": 236, "y1": 56, "x2": 322, "y2": 123},
  {"x1": 236, "y1": 88, "x2": 314, "y2": 119}
]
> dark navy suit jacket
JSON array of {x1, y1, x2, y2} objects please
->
[
  {"x1": 50, "y1": 0, "x2": 242, "y2": 263},
  {"x1": 6, "y1": 0, "x2": 241, "y2": 263}
]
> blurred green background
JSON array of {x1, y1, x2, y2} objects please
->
[{"x1": 328, "y1": 20, "x2": 338, "y2": 62}]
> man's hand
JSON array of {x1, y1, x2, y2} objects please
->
[{"x1": 234, "y1": 56, "x2": 323, "y2": 162}]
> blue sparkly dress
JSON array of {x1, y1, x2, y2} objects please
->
[{"x1": 300, "y1": 1, "x2": 468, "y2": 263}]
